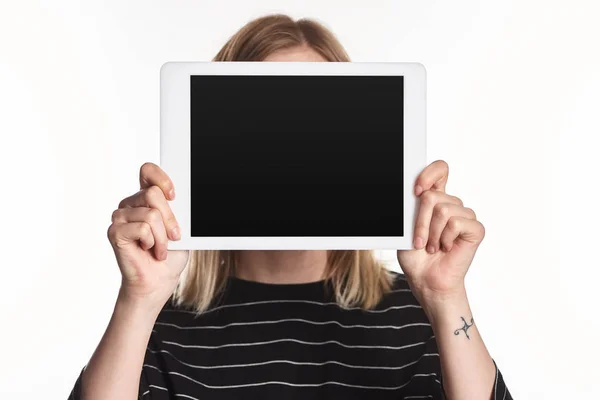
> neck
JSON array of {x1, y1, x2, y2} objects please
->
[{"x1": 235, "y1": 250, "x2": 328, "y2": 284}]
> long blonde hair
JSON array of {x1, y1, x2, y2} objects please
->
[{"x1": 172, "y1": 14, "x2": 394, "y2": 313}]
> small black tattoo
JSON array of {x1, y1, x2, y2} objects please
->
[{"x1": 454, "y1": 316, "x2": 474, "y2": 339}]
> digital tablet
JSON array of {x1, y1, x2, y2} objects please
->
[{"x1": 160, "y1": 61, "x2": 426, "y2": 250}]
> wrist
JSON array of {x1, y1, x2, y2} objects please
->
[
  {"x1": 115, "y1": 287, "x2": 165, "y2": 327},
  {"x1": 419, "y1": 286, "x2": 470, "y2": 326}
]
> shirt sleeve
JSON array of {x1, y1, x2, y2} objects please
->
[
  {"x1": 490, "y1": 359, "x2": 512, "y2": 400},
  {"x1": 437, "y1": 356, "x2": 513, "y2": 400},
  {"x1": 67, "y1": 360, "x2": 151, "y2": 399},
  {"x1": 420, "y1": 334, "x2": 513, "y2": 400},
  {"x1": 66, "y1": 366, "x2": 85, "y2": 400}
]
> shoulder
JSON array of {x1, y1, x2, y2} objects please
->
[
  {"x1": 365, "y1": 270, "x2": 433, "y2": 336},
  {"x1": 153, "y1": 297, "x2": 200, "y2": 327},
  {"x1": 387, "y1": 269, "x2": 412, "y2": 294},
  {"x1": 388, "y1": 270, "x2": 410, "y2": 290},
  {"x1": 375, "y1": 270, "x2": 422, "y2": 309}
]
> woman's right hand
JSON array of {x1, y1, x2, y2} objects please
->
[{"x1": 107, "y1": 162, "x2": 190, "y2": 311}]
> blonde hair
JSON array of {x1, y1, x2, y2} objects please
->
[{"x1": 172, "y1": 14, "x2": 394, "y2": 314}]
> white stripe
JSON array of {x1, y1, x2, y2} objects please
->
[
  {"x1": 162, "y1": 336, "x2": 434, "y2": 350},
  {"x1": 494, "y1": 362, "x2": 499, "y2": 397},
  {"x1": 410, "y1": 373, "x2": 441, "y2": 386},
  {"x1": 176, "y1": 395, "x2": 201, "y2": 400},
  {"x1": 155, "y1": 319, "x2": 431, "y2": 330},
  {"x1": 389, "y1": 288, "x2": 412, "y2": 293},
  {"x1": 148, "y1": 384, "x2": 201, "y2": 400},
  {"x1": 143, "y1": 364, "x2": 436, "y2": 390},
  {"x1": 141, "y1": 389, "x2": 150, "y2": 396},
  {"x1": 163, "y1": 299, "x2": 421, "y2": 315},
  {"x1": 146, "y1": 347, "x2": 438, "y2": 370},
  {"x1": 413, "y1": 373, "x2": 441, "y2": 385},
  {"x1": 503, "y1": 385, "x2": 507, "y2": 400},
  {"x1": 147, "y1": 385, "x2": 201, "y2": 400}
]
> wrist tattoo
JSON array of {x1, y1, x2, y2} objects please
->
[{"x1": 454, "y1": 316, "x2": 474, "y2": 339}]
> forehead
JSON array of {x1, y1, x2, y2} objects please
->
[{"x1": 263, "y1": 45, "x2": 327, "y2": 62}]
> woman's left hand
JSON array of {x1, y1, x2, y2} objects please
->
[{"x1": 397, "y1": 160, "x2": 485, "y2": 310}]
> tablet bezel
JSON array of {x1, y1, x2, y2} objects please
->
[{"x1": 160, "y1": 61, "x2": 426, "y2": 250}]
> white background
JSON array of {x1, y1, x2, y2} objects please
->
[{"x1": 0, "y1": 1, "x2": 598, "y2": 398}]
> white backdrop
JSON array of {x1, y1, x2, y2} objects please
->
[{"x1": 1, "y1": 1, "x2": 598, "y2": 398}]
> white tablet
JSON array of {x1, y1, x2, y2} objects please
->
[{"x1": 160, "y1": 61, "x2": 426, "y2": 250}]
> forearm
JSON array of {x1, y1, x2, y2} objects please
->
[
  {"x1": 423, "y1": 287, "x2": 496, "y2": 400},
  {"x1": 80, "y1": 289, "x2": 160, "y2": 400}
]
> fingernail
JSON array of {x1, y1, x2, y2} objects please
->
[
  {"x1": 169, "y1": 189, "x2": 175, "y2": 200},
  {"x1": 415, "y1": 185, "x2": 423, "y2": 196},
  {"x1": 171, "y1": 226, "x2": 181, "y2": 240},
  {"x1": 414, "y1": 237, "x2": 424, "y2": 249},
  {"x1": 427, "y1": 245, "x2": 435, "y2": 254}
]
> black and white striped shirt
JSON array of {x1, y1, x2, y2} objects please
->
[{"x1": 69, "y1": 273, "x2": 512, "y2": 399}]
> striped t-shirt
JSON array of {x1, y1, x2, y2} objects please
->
[{"x1": 69, "y1": 272, "x2": 512, "y2": 399}]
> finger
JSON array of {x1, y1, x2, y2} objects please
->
[
  {"x1": 107, "y1": 221, "x2": 155, "y2": 252},
  {"x1": 414, "y1": 160, "x2": 449, "y2": 196},
  {"x1": 111, "y1": 207, "x2": 169, "y2": 260},
  {"x1": 139, "y1": 162, "x2": 175, "y2": 200},
  {"x1": 118, "y1": 185, "x2": 180, "y2": 241},
  {"x1": 428, "y1": 204, "x2": 476, "y2": 253},
  {"x1": 413, "y1": 190, "x2": 463, "y2": 250},
  {"x1": 439, "y1": 216, "x2": 486, "y2": 253}
]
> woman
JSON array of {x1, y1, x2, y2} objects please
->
[{"x1": 69, "y1": 14, "x2": 512, "y2": 400}]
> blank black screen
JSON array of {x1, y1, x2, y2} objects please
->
[{"x1": 190, "y1": 75, "x2": 403, "y2": 237}]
